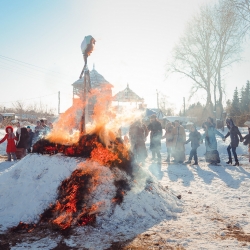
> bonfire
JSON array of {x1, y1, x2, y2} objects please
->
[{"x1": 12, "y1": 90, "x2": 143, "y2": 232}]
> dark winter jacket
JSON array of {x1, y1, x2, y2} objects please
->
[
  {"x1": 16, "y1": 127, "x2": 30, "y2": 149},
  {"x1": 243, "y1": 127, "x2": 250, "y2": 146},
  {"x1": 185, "y1": 130, "x2": 201, "y2": 149},
  {"x1": 225, "y1": 118, "x2": 243, "y2": 148},
  {"x1": 28, "y1": 130, "x2": 34, "y2": 148},
  {"x1": 147, "y1": 120, "x2": 162, "y2": 150},
  {"x1": 34, "y1": 125, "x2": 43, "y2": 137}
]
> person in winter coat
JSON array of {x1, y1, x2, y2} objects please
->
[
  {"x1": 172, "y1": 120, "x2": 186, "y2": 163},
  {"x1": 26, "y1": 126, "x2": 34, "y2": 153},
  {"x1": 40, "y1": 119, "x2": 49, "y2": 135},
  {"x1": 0, "y1": 126, "x2": 18, "y2": 161},
  {"x1": 243, "y1": 126, "x2": 250, "y2": 163},
  {"x1": 201, "y1": 122, "x2": 225, "y2": 165},
  {"x1": 162, "y1": 122, "x2": 174, "y2": 162},
  {"x1": 129, "y1": 120, "x2": 148, "y2": 164},
  {"x1": 207, "y1": 117, "x2": 216, "y2": 128},
  {"x1": 223, "y1": 118, "x2": 243, "y2": 166},
  {"x1": 185, "y1": 124, "x2": 201, "y2": 165},
  {"x1": 16, "y1": 121, "x2": 22, "y2": 136},
  {"x1": 16, "y1": 127, "x2": 29, "y2": 158},
  {"x1": 34, "y1": 120, "x2": 43, "y2": 142},
  {"x1": 147, "y1": 114, "x2": 162, "y2": 163}
]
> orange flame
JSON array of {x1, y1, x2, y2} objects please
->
[{"x1": 32, "y1": 81, "x2": 140, "y2": 231}]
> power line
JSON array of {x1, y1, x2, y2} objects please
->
[
  {"x1": 0, "y1": 61, "x2": 73, "y2": 86},
  {"x1": 0, "y1": 92, "x2": 58, "y2": 104},
  {"x1": 0, "y1": 54, "x2": 73, "y2": 77}
]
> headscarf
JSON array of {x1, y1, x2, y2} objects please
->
[{"x1": 226, "y1": 118, "x2": 235, "y2": 129}]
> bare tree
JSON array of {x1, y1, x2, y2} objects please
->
[
  {"x1": 212, "y1": 0, "x2": 244, "y2": 118},
  {"x1": 158, "y1": 93, "x2": 175, "y2": 115},
  {"x1": 168, "y1": 6, "x2": 217, "y2": 113},
  {"x1": 229, "y1": 0, "x2": 250, "y2": 33},
  {"x1": 168, "y1": 1, "x2": 245, "y2": 117},
  {"x1": 11, "y1": 100, "x2": 56, "y2": 122},
  {"x1": 12, "y1": 101, "x2": 26, "y2": 120}
]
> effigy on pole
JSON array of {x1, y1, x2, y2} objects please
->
[{"x1": 79, "y1": 35, "x2": 96, "y2": 134}]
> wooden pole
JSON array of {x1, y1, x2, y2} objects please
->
[
  {"x1": 183, "y1": 97, "x2": 185, "y2": 116},
  {"x1": 58, "y1": 91, "x2": 60, "y2": 115},
  {"x1": 156, "y1": 89, "x2": 159, "y2": 109}
]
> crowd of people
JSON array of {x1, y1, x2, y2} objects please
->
[
  {"x1": 0, "y1": 119, "x2": 53, "y2": 161},
  {"x1": 0, "y1": 114, "x2": 249, "y2": 165},
  {"x1": 128, "y1": 114, "x2": 250, "y2": 166}
]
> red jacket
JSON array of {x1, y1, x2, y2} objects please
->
[{"x1": 0, "y1": 126, "x2": 18, "y2": 153}]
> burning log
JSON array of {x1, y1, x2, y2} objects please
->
[
  {"x1": 10, "y1": 221, "x2": 36, "y2": 233},
  {"x1": 32, "y1": 133, "x2": 135, "y2": 176},
  {"x1": 32, "y1": 134, "x2": 99, "y2": 158},
  {"x1": 39, "y1": 168, "x2": 96, "y2": 230}
]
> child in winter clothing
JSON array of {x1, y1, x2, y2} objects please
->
[
  {"x1": 185, "y1": 124, "x2": 201, "y2": 165},
  {"x1": 243, "y1": 126, "x2": 250, "y2": 163},
  {"x1": 0, "y1": 126, "x2": 18, "y2": 161}
]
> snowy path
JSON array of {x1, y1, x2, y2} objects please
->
[
  {"x1": 130, "y1": 152, "x2": 250, "y2": 249},
  {"x1": 0, "y1": 127, "x2": 250, "y2": 249}
]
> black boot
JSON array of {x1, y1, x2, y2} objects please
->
[
  {"x1": 233, "y1": 161, "x2": 239, "y2": 166},
  {"x1": 226, "y1": 159, "x2": 232, "y2": 164},
  {"x1": 166, "y1": 156, "x2": 170, "y2": 162},
  {"x1": 193, "y1": 162, "x2": 198, "y2": 165}
]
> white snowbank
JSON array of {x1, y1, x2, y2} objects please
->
[
  {"x1": 0, "y1": 154, "x2": 78, "y2": 231},
  {"x1": 0, "y1": 153, "x2": 181, "y2": 238},
  {"x1": 1, "y1": 126, "x2": 250, "y2": 249}
]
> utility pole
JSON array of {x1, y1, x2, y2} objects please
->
[
  {"x1": 183, "y1": 97, "x2": 186, "y2": 116},
  {"x1": 58, "y1": 91, "x2": 60, "y2": 114},
  {"x1": 156, "y1": 89, "x2": 159, "y2": 109}
]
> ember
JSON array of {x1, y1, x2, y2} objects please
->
[
  {"x1": 11, "y1": 221, "x2": 36, "y2": 233},
  {"x1": 39, "y1": 167, "x2": 99, "y2": 230},
  {"x1": 32, "y1": 133, "x2": 134, "y2": 176}
]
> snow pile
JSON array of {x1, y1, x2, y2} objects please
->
[
  {"x1": 0, "y1": 154, "x2": 78, "y2": 231},
  {"x1": 0, "y1": 129, "x2": 7, "y2": 155},
  {"x1": 0, "y1": 153, "x2": 182, "y2": 234}
]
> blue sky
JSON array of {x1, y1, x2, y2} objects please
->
[{"x1": 0, "y1": 0, "x2": 249, "y2": 113}]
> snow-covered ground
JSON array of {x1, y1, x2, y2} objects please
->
[{"x1": 0, "y1": 127, "x2": 250, "y2": 249}]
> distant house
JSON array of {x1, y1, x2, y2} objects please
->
[
  {"x1": 163, "y1": 116, "x2": 197, "y2": 128},
  {"x1": 143, "y1": 108, "x2": 166, "y2": 126},
  {"x1": 15, "y1": 113, "x2": 37, "y2": 122},
  {"x1": 113, "y1": 84, "x2": 143, "y2": 104},
  {"x1": 0, "y1": 113, "x2": 15, "y2": 123},
  {"x1": 147, "y1": 108, "x2": 165, "y2": 119}
]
